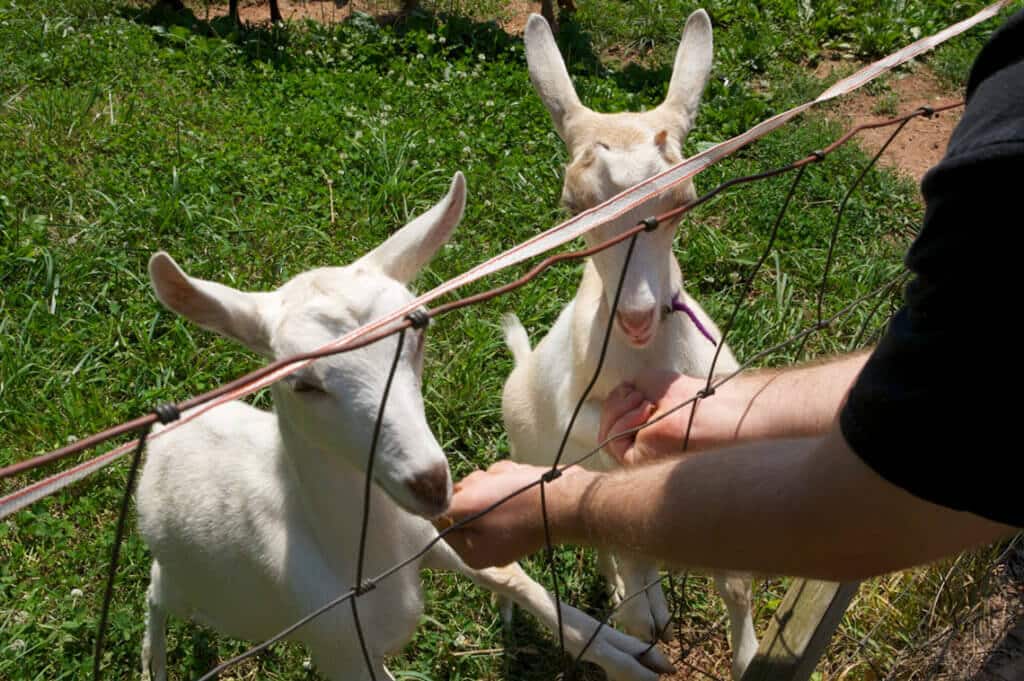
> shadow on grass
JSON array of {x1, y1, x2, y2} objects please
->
[{"x1": 118, "y1": 0, "x2": 678, "y2": 95}]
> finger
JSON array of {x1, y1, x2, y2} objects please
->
[
  {"x1": 454, "y1": 468, "x2": 488, "y2": 488},
  {"x1": 602, "y1": 422, "x2": 635, "y2": 462},
  {"x1": 608, "y1": 402, "x2": 654, "y2": 444},
  {"x1": 601, "y1": 389, "x2": 647, "y2": 442},
  {"x1": 604, "y1": 406, "x2": 649, "y2": 463},
  {"x1": 609, "y1": 387, "x2": 645, "y2": 414},
  {"x1": 490, "y1": 459, "x2": 519, "y2": 474},
  {"x1": 446, "y1": 478, "x2": 488, "y2": 520}
]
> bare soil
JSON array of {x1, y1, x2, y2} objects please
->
[
  {"x1": 820, "y1": 59, "x2": 962, "y2": 185},
  {"x1": 183, "y1": 0, "x2": 544, "y2": 33},
  {"x1": 186, "y1": 0, "x2": 350, "y2": 24},
  {"x1": 918, "y1": 548, "x2": 1024, "y2": 681}
]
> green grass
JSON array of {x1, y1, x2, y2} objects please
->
[{"x1": 0, "y1": 0, "x2": 1015, "y2": 679}]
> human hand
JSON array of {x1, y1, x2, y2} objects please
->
[
  {"x1": 439, "y1": 460, "x2": 592, "y2": 569},
  {"x1": 599, "y1": 370, "x2": 714, "y2": 465}
]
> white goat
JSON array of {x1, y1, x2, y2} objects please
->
[
  {"x1": 137, "y1": 173, "x2": 673, "y2": 681},
  {"x1": 502, "y1": 13, "x2": 758, "y2": 680}
]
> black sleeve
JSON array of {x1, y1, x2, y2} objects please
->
[{"x1": 839, "y1": 11, "x2": 1024, "y2": 529}]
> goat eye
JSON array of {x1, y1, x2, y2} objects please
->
[{"x1": 595, "y1": 141, "x2": 610, "y2": 150}]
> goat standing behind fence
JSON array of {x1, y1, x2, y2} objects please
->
[
  {"x1": 136, "y1": 172, "x2": 673, "y2": 681},
  {"x1": 501, "y1": 11, "x2": 758, "y2": 680}
]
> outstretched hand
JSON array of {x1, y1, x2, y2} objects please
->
[
  {"x1": 439, "y1": 460, "x2": 594, "y2": 569},
  {"x1": 599, "y1": 370, "x2": 713, "y2": 465}
]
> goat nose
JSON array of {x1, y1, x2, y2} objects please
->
[
  {"x1": 617, "y1": 308, "x2": 656, "y2": 336},
  {"x1": 406, "y1": 462, "x2": 452, "y2": 518}
]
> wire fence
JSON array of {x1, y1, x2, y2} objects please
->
[
  {"x1": 1, "y1": 3, "x2": 1018, "y2": 677},
  {"x1": 7, "y1": 100, "x2": 1015, "y2": 681}
]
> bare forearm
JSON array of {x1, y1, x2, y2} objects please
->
[
  {"x1": 553, "y1": 427, "x2": 1013, "y2": 580},
  {"x1": 699, "y1": 352, "x2": 870, "y2": 445}
]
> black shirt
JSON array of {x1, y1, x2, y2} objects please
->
[{"x1": 840, "y1": 9, "x2": 1024, "y2": 528}]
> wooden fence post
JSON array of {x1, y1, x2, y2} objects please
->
[{"x1": 741, "y1": 580, "x2": 860, "y2": 681}]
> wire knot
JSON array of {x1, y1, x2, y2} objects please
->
[
  {"x1": 696, "y1": 386, "x2": 716, "y2": 399},
  {"x1": 541, "y1": 468, "x2": 562, "y2": 483},
  {"x1": 918, "y1": 105, "x2": 935, "y2": 118},
  {"x1": 815, "y1": 319, "x2": 831, "y2": 331},
  {"x1": 153, "y1": 403, "x2": 181, "y2": 425},
  {"x1": 405, "y1": 308, "x2": 431, "y2": 330},
  {"x1": 640, "y1": 216, "x2": 660, "y2": 232},
  {"x1": 354, "y1": 580, "x2": 377, "y2": 596},
  {"x1": 810, "y1": 149, "x2": 826, "y2": 162}
]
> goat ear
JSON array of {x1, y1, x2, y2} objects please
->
[
  {"x1": 525, "y1": 13, "x2": 585, "y2": 143},
  {"x1": 149, "y1": 252, "x2": 274, "y2": 357},
  {"x1": 360, "y1": 172, "x2": 466, "y2": 284},
  {"x1": 660, "y1": 9, "x2": 713, "y2": 130}
]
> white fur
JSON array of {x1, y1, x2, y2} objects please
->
[
  {"x1": 503, "y1": 13, "x2": 758, "y2": 680},
  {"x1": 137, "y1": 173, "x2": 672, "y2": 681}
]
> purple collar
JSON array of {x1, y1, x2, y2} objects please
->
[{"x1": 664, "y1": 291, "x2": 718, "y2": 346}]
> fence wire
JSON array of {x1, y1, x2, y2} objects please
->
[{"x1": 6, "y1": 97, "x2": 1018, "y2": 681}]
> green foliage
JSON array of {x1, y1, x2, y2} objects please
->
[{"x1": 0, "y1": 0, "x2": 1010, "y2": 679}]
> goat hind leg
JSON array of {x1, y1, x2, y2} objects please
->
[{"x1": 141, "y1": 564, "x2": 168, "y2": 681}]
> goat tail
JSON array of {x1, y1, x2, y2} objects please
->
[{"x1": 501, "y1": 313, "x2": 531, "y2": 366}]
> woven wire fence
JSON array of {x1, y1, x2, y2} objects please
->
[{"x1": 2, "y1": 101, "x2": 1020, "y2": 681}]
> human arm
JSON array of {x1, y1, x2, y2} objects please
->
[
  {"x1": 443, "y1": 422, "x2": 1015, "y2": 579},
  {"x1": 599, "y1": 352, "x2": 869, "y2": 463}
]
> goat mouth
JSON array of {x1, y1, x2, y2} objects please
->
[{"x1": 618, "y1": 323, "x2": 654, "y2": 347}]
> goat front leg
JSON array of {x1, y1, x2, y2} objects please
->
[
  {"x1": 602, "y1": 554, "x2": 672, "y2": 643},
  {"x1": 425, "y1": 540, "x2": 674, "y2": 681},
  {"x1": 713, "y1": 573, "x2": 757, "y2": 681}
]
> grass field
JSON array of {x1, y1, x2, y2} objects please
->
[{"x1": 0, "y1": 0, "x2": 1014, "y2": 679}]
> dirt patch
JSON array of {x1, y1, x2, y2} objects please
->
[
  {"x1": 920, "y1": 547, "x2": 1024, "y2": 681},
  {"x1": 822, "y1": 61, "x2": 962, "y2": 185},
  {"x1": 498, "y1": 0, "x2": 543, "y2": 36},
  {"x1": 185, "y1": 0, "x2": 349, "y2": 24},
  {"x1": 183, "y1": 0, "x2": 543, "y2": 33},
  {"x1": 660, "y1": 621, "x2": 732, "y2": 681}
]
